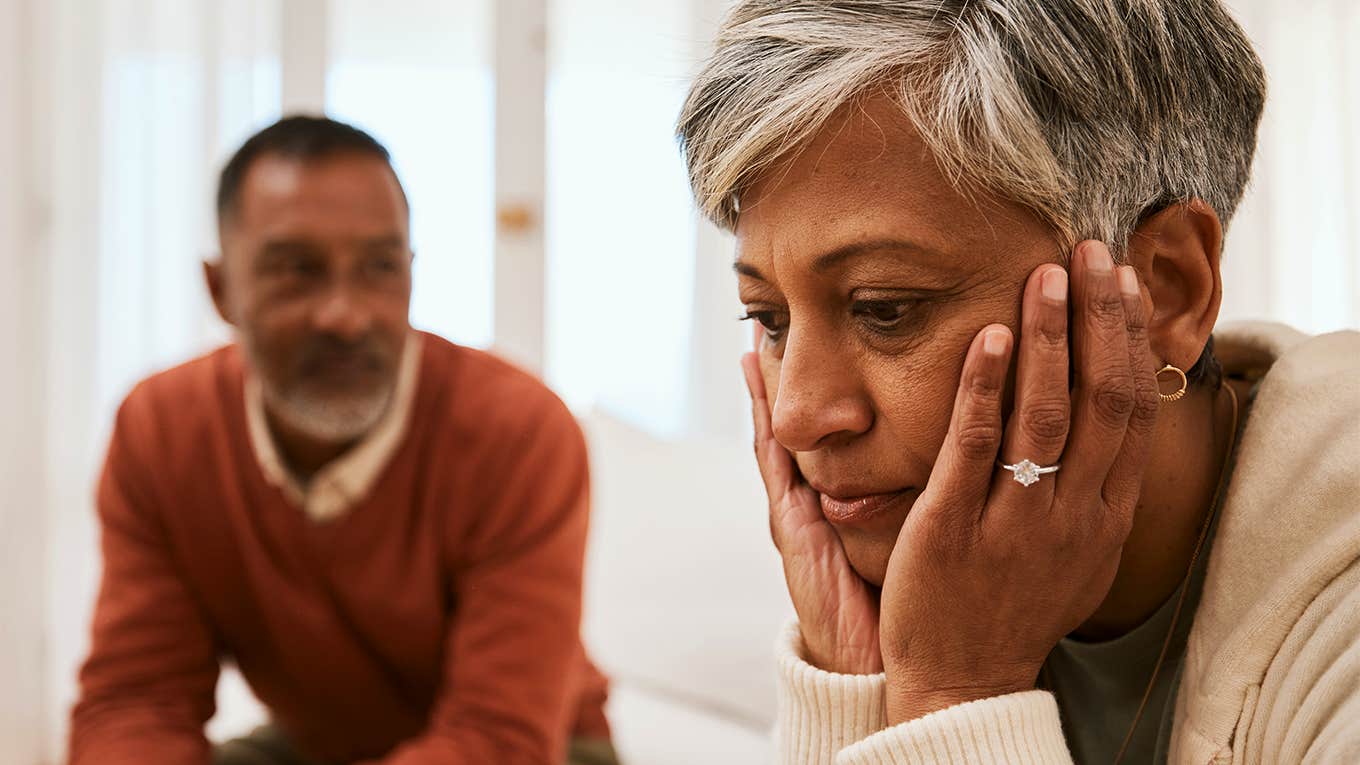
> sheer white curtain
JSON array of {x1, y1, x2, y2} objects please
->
[
  {"x1": 327, "y1": 0, "x2": 496, "y2": 349},
  {"x1": 5, "y1": 1, "x2": 282, "y2": 760},
  {"x1": 546, "y1": 0, "x2": 702, "y2": 437},
  {"x1": 1221, "y1": 0, "x2": 1360, "y2": 332},
  {"x1": 1, "y1": 1, "x2": 48, "y2": 761}
]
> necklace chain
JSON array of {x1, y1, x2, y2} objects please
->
[{"x1": 1111, "y1": 383, "x2": 1241, "y2": 765}]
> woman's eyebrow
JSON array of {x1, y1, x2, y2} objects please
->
[
  {"x1": 809, "y1": 238, "x2": 940, "y2": 273},
  {"x1": 733, "y1": 260, "x2": 766, "y2": 280},
  {"x1": 734, "y1": 238, "x2": 944, "y2": 280}
]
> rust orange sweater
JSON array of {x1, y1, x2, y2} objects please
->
[{"x1": 70, "y1": 333, "x2": 609, "y2": 765}]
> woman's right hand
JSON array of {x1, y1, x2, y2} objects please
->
[{"x1": 743, "y1": 352, "x2": 884, "y2": 675}]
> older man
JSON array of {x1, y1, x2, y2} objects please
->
[{"x1": 70, "y1": 116, "x2": 615, "y2": 765}]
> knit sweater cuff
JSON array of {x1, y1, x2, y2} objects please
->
[
  {"x1": 837, "y1": 690, "x2": 1073, "y2": 765},
  {"x1": 774, "y1": 621, "x2": 888, "y2": 765}
]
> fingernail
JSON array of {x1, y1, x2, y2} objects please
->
[
  {"x1": 983, "y1": 328, "x2": 1008, "y2": 357},
  {"x1": 1118, "y1": 266, "x2": 1140, "y2": 298},
  {"x1": 1042, "y1": 269, "x2": 1067, "y2": 302},
  {"x1": 1084, "y1": 243, "x2": 1113, "y2": 274}
]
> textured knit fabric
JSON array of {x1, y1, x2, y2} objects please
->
[
  {"x1": 70, "y1": 332, "x2": 611, "y2": 765},
  {"x1": 773, "y1": 322, "x2": 1360, "y2": 764}
]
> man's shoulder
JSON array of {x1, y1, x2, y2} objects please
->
[
  {"x1": 415, "y1": 332, "x2": 578, "y2": 436},
  {"x1": 116, "y1": 345, "x2": 243, "y2": 445}
]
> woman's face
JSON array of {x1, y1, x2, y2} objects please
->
[{"x1": 736, "y1": 97, "x2": 1060, "y2": 586}]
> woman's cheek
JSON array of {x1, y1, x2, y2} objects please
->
[{"x1": 869, "y1": 351, "x2": 963, "y2": 465}]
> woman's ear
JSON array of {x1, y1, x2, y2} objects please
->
[{"x1": 1124, "y1": 200, "x2": 1223, "y2": 371}]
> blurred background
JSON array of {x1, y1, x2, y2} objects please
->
[{"x1": 0, "y1": 1, "x2": 1356, "y2": 763}]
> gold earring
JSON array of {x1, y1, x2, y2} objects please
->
[{"x1": 1156, "y1": 363, "x2": 1188, "y2": 402}]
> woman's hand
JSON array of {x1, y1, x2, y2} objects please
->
[
  {"x1": 879, "y1": 241, "x2": 1160, "y2": 723},
  {"x1": 743, "y1": 351, "x2": 884, "y2": 675}
]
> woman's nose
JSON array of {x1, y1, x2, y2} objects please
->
[{"x1": 770, "y1": 333, "x2": 874, "y2": 453}]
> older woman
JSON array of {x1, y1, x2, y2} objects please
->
[{"x1": 678, "y1": 2, "x2": 1358, "y2": 763}]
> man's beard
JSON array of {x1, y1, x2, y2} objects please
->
[
  {"x1": 261, "y1": 377, "x2": 394, "y2": 443},
  {"x1": 243, "y1": 332, "x2": 399, "y2": 444}
]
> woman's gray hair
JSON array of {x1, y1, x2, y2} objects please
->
[{"x1": 677, "y1": 0, "x2": 1267, "y2": 258}]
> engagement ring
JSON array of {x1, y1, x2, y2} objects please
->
[{"x1": 997, "y1": 458, "x2": 1061, "y2": 487}]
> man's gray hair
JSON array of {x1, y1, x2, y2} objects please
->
[{"x1": 677, "y1": 0, "x2": 1267, "y2": 257}]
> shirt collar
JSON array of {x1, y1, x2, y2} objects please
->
[{"x1": 244, "y1": 332, "x2": 423, "y2": 522}]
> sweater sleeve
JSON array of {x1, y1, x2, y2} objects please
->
[
  {"x1": 69, "y1": 392, "x2": 219, "y2": 765},
  {"x1": 774, "y1": 621, "x2": 888, "y2": 765},
  {"x1": 775, "y1": 621, "x2": 1074, "y2": 765},
  {"x1": 369, "y1": 394, "x2": 591, "y2": 765}
]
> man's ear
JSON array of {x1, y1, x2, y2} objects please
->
[
  {"x1": 1124, "y1": 200, "x2": 1223, "y2": 371},
  {"x1": 203, "y1": 257, "x2": 235, "y2": 327}
]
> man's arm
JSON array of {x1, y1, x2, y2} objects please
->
[
  {"x1": 370, "y1": 394, "x2": 592, "y2": 765},
  {"x1": 69, "y1": 393, "x2": 220, "y2": 765}
]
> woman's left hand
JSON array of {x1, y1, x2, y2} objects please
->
[{"x1": 879, "y1": 241, "x2": 1160, "y2": 723}]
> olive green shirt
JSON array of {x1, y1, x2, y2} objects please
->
[{"x1": 1041, "y1": 513, "x2": 1218, "y2": 765}]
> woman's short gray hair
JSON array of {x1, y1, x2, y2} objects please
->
[{"x1": 677, "y1": 0, "x2": 1267, "y2": 257}]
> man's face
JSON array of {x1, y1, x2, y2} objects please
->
[
  {"x1": 213, "y1": 152, "x2": 412, "y2": 443},
  {"x1": 735, "y1": 96, "x2": 1060, "y2": 586}
]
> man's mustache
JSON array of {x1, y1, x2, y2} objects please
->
[{"x1": 295, "y1": 334, "x2": 391, "y2": 376}]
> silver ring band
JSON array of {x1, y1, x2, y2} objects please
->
[{"x1": 997, "y1": 458, "x2": 1061, "y2": 487}]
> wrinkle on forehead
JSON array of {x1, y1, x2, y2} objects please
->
[{"x1": 735, "y1": 94, "x2": 1050, "y2": 273}]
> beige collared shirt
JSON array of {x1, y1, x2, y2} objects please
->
[{"x1": 244, "y1": 333, "x2": 423, "y2": 522}]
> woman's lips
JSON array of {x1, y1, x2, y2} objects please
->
[{"x1": 816, "y1": 488, "x2": 915, "y2": 525}]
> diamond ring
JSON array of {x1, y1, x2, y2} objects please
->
[{"x1": 997, "y1": 458, "x2": 1061, "y2": 487}]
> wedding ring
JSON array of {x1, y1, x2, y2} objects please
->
[{"x1": 997, "y1": 458, "x2": 1061, "y2": 487}]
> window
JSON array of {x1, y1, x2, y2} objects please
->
[
  {"x1": 546, "y1": 0, "x2": 701, "y2": 437},
  {"x1": 327, "y1": 0, "x2": 495, "y2": 348}
]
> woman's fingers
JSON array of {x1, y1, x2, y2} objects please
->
[
  {"x1": 742, "y1": 351, "x2": 787, "y2": 501},
  {"x1": 920, "y1": 324, "x2": 1013, "y2": 529},
  {"x1": 1099, "y1": 267, "x2": 1160, "y2": 529},
  {"x1": 993, "y1": 265, "x2": 1070, "y2": 507},
  {"x1": 1056, "y1": 242, "x2": 1136, "y2": 503},
  {"x1": 742, "y1": 351, "x2": 824, "y2": 553}
]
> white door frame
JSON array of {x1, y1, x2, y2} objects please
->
[{"x1": 491, "y1": 0, "x2": 548, "y2": 373}]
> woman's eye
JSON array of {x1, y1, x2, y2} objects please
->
[
  {"x1": 853, "y1": 300, "x2": 914, "y2": 330},
  {"x1": 741, "y1": 309, "x2": 789, "y2": 341}
]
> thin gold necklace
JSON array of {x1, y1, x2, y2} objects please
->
[{"x1": 1111, "y1": 382, "x2": 1241, "y2": 765}]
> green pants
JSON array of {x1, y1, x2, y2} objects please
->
[{"x1": 213, "y1": 725, "x2": 620, "y2": 765}]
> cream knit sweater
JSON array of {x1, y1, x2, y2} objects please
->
[{"x1": 774, "y1": 322, "x2": 1360, "y2": 764}]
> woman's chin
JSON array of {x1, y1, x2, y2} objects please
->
[{"x1": 839, "y1": 529, "x2": 896, "y2": 588}]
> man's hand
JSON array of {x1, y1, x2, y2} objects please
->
[{"x1": 879, "y1": 241, "x2": 1160, "y2": 722}]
